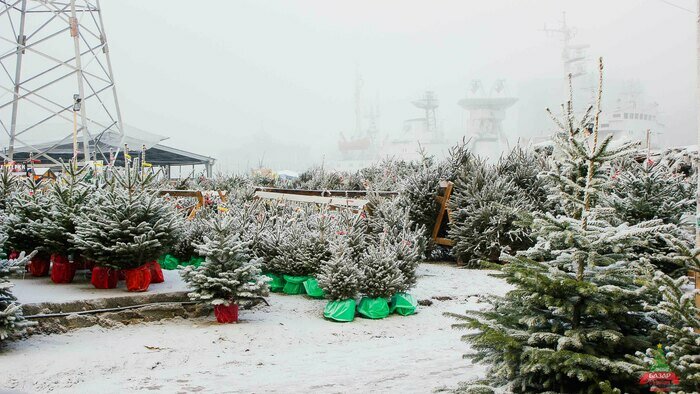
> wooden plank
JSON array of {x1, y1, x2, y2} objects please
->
[
  {"x1": 432, "y1": 181, "x2": 454, "y2": 245},
  {"x1": 254, "y1": 186, "x2": 397, "y2": 198},
  {"x1": 254, "y1": 191, "x2": 369, "y2": 209}
]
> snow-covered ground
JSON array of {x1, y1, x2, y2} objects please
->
[{"x1": 1, "y1": 264, "x2": 508, "y2": 394}]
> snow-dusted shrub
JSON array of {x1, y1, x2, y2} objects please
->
[{"x1": 181, "y1": 215, "x2": 268, "y2": 305}]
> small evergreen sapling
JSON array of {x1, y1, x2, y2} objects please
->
[
  {"x1": 317, "y1": 241, "x2": 362, "y2": 301},
  {"x1": 360, "y1": 234, "x2": 405, "y2": 299},
  {"x1": 180, "y1": 215, "x2": 269, "y2": 307}
]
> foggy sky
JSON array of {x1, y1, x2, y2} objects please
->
[{"x1": 101, "y1": 0, "x2": 697, "y2": 172}]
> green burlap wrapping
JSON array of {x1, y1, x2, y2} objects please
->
[
  {"x1": 323, "y1": 299, "x2": 356, "y2": 322},
  {"x1": 357, "y1": 297, "x2": 390, "y2": 319},
  {"x1": 389, "y1": 293, "x2": 418, "y2": 316},
  {"x1": 303, "y1": 277, "x2": 326, "y2": 299},
  {"x1": 282, "y1": 275, "x2": 310, "y2": 295},
  {"x1": 263, "y1": 272, "x2": 285, "y2": 292},
  {"x1": 158, "y1": 254, "x2": 204, "y2": 270}
]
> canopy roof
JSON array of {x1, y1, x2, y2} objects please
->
[{"x1": 10, "y1": 131, "x2": 214, "y2": 167}]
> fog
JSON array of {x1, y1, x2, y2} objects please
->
[{"x1": 100, "y1": 0, "x2": 697, "y2": 172}]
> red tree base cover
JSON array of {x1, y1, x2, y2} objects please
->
[
  {"x1": 125, "y1": 265, "x2": 151, "y2": 292},
  {"x1": 91, "y1": 266, "x2": 119, "y2": 289},
  {"x1": 214, "y1": 303, "x2": 239, "y2": 323},
  {"x1": 147, "y1": 261, "x2": 164, "y2": 283},
  {"x1": 28, "y1": 255, "x2": 50, "y2": 277},
  {"x1": 50, "y1": 254, "x2": 76, "y2": 284}
]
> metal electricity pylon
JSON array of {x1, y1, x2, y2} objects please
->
[{"x1": 0, "y1": 0, "x2": 124, "y2": 164}]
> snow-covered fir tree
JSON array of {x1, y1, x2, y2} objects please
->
[
  {"x1": 172, "y1": 208, "x2": 212, "y2": 261},
  {"x1": 73, "y1": 165, "x2": 180, "y2": 269},
  {"x1": 451, "y1": 60, "x2": 671, "y2": 393},
  {"x1": 448, "y1": 157, "x2": 532, "y2": 267},
  {"x1": 180, "y1": 215, "x2": 269, "y2": 305},
  {"x1": 268, "y1": 206, "x2": 334, "y2": 277},
  {"x1": 360, "y1": 233, "x2": 405, "y2": 299},
  {"x1": 317, "y1": 209, "x2": 370, "y2": 298},
  {"x1": 609, "y1": 158, "x2": 693, "y2": 226},
  {"x1": 5, "y1": 178, "x2": 50, "y2": 257},
  {"x1": 397, "y1": 149, "x2": 442, "y2": 255},
  {"x1": 0, "y1": 229, "x2": 33, "y2": 344},
  {"x1": 0, "y1": 166, "x2": 18, "y2": 212},
  {"x1": 637, "y1": 273, "x2": 699, "y2": 393},
  {"x1": 317, "y1": 239, "x2": 362, "y2": 301},
  {"x1": 40, "y1": 163, "x2": 92, "y2": 257}
]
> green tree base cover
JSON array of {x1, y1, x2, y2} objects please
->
[
  {"x1": 389, "y1": 293, "x2": 417, "y2": 316},
  {"x1": 282, "y1": 275, "x2": 310, "y2": 295},
  {"x1": 303, "y1": 277, "x2": 325, "y2": 299},
  {"x1": 158, "y1": 254, "x2": 204, "y2": 270},
  {"x1": 357, "y1": 297, "x2": 390, "y2": 319},
  {"x1": 323, "y1": 299, "x2": 356, "y2": 322},
  {"x1": 263, "y1": 272, "x2": 285, "y2": 292}
]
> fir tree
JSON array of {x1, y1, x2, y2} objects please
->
[
  {"x1": 0, "y1": 166, "x2": 18, "y2": 212},
  {"x1": 180, "y1": 215, "x2": 269, "y2": 306},
  {"x1": 317, "y1": 240, "x2": 362, "y2": 301},
  {"x1": 5, "y1": 178, "x2": 50, "y2": 256},
  {"x1": 398, "y1": 149, "x2": 442, "y2": 255},
  {"x1": 172, "y1": 209, "x2": 212, "y2": 261},
  {"x1": 609, "y1": 159, "x2": 693, "y2": 226},
  {"x1": 40, "y1": 163, "x2": 92, "y2": 257},
  {"x1": 73, "y1": 165, "x2": 180, "y2": 269},
  {"x1": 360, "y1": 234, "x2": 405, "y2": 299},
  {"x1": 637, "y1": 273, "x2": 700, "y2": 393},
  {"x1": 451, "y1": 60, "x2": 668, "y2": 393},
  {"x1": 317, "y1": 209, "x2": 370, "y2": 300},
  {"x1": 268, "y1": 207, "x2": 334, "y2": 277},
  {"x1": 0, "y1": 228, "x2": 34, "y2": 344},
  {"x1": 448, "y1": 157, "x2": 532, "y2": 266}
]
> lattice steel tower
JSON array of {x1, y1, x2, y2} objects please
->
[{"x1": 0, "y1": 0, "x2": 124, "y2": 164}]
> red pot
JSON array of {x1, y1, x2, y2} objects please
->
[
  {"x1": 147, "y1": 261, "x2": 164, "y2": 283},
  {"x1": 91, "y1": 266, "x2": 118, "y2": 289},
  {"x1": 125, "y1": 265, "x2": 151, "y2": 292},
  {"x1": 214, "y1": 303, "x2": 239, "y2": 323},
  {"x1": 50, "y1": 254, "x2": 76, "y2": 284},
  {"x1": 28, "y1": 254, "x2": 50, "y2": 277}
]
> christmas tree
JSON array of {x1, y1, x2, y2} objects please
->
[
  {"x1": 180, "y1": 215, "x2": 269, "y2": 306},
  {"x1": 40, "y1": 163, "x2": 92, "y2": 258},
  {"x1": 360, "y1": 234, "x2": 405, "y2": 298},
  {"x1": 5, "y1": 178, "x2": 50, "y2": 258},
  {"x1": 451, "y1": 60, "x2": 669, "y2": 393},
  {"x1": 171, "y1": 208, "x2": 212, "y2": 262},
  {"x1": 268, "y1": 206, "x2": 333, "y2": 278},
  {"x1": 73, "y1": 165, "x2": 180, "y2": 269},
  {"x1": 317, "y1": 240, "x2": 362, "y2": 301},
  {"x1": 0, "y1": 166, "x2": 18, "y2": 212},
  {"x1": 609, "y1": 158, "x2": 693, "y2": 226},
  {"x1": 448, "y1": 157, "x2": 532, "y2": 267},
  {"x1": 638, "y1": 273, "x2": 699, "y2": 393},
  {"x1": 0, "y1": 229, "x2": 34, "y2": 343},
  {"x1": 397, "y1": 149, "x2": 442, "y2": 255}
]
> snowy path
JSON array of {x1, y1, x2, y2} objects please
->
[{"x1": 1, "y1": 264, "x2": 508, "y2": 394}]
